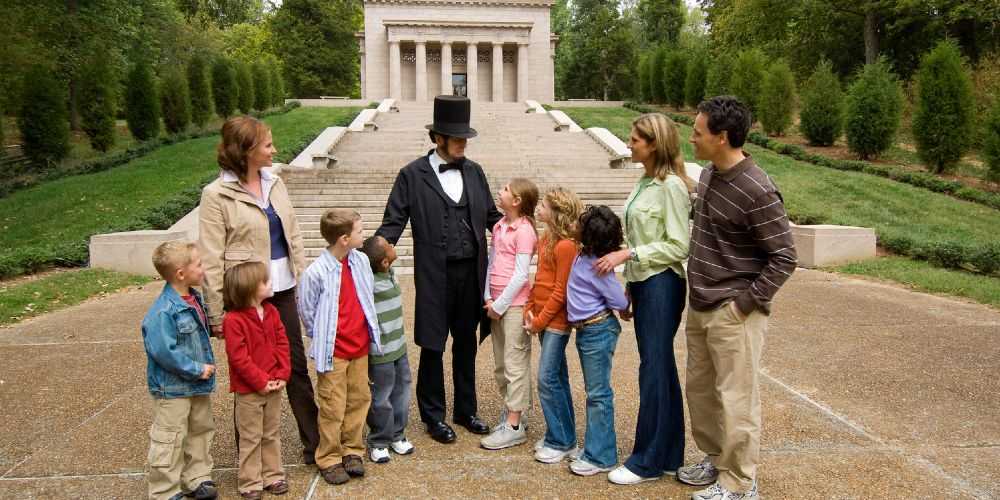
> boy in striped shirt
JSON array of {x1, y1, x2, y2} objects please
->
[{"x1": 361, "y1": 235, "x2": 414, "y2": 464}]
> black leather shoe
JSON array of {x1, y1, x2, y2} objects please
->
[
  {"x1": 183, "y1": 480, "x2": 218, "y2": 499},
  {"x1": 426, "y1": 421, "x2": 457, "y2": 443},
  {"x1": 454, "y1": 415, "x2": 490, "y2": 435}
]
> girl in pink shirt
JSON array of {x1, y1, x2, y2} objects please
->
[{"x1": 482, "y1": 177, "x2": 539, "y2": 450}]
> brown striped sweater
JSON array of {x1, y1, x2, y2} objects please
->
[{"x1": 688, "y1": 154, "x2": 797, "y2": 315}]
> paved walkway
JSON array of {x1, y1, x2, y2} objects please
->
[{"x1": 0, "y1": 270, "x2": 997, "y2": 499}]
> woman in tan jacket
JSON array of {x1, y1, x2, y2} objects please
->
[{"x1": 199, "y1": 116, "x2": 319, "y2": 465}]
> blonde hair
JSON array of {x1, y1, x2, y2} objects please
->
[
  {"x1": 223, "y1": 261, "x2": 269, "y2": 311},
  {"x1": 152, "y1": 240, "x2": 197, "y2": 281},
  {"x1": 632, "y1": 113, "x2": 695, "y2": 191},
  {"x1": 507, "y1": 177, "x2": 539, "y2": 230},
  {"x1": 540, "y1": 187, "x2": 583, "y2": 264},
  {"x1": 320, "y1": 208, "x2": 361, "y2": 245}
]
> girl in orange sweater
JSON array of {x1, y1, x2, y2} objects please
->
[{"x1": 525, "y1": 187, "x2": 585, "y2": 464}]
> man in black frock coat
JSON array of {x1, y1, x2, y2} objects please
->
[{"x1": 376, "y1": 96, "x2": 502, "y2": 443}]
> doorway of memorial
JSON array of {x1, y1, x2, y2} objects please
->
[{"x1": 452, "y1": 74, "x2": 468, "y2": 97}]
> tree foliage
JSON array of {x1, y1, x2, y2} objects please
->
[
  {"x1": 212, "y1": 57, "x2": 239, "y2": 118},
  {"x1": 912, "y1": 40, "x2": 975, "y2": 173},
  {"x1": 235, "y1": 60, "x2": 255, "y2": 114},
  {"x1": 161, "y1": 66, "x2": 192, "y2": 134},
  {"x1": 704, "y1": 53, "x2": 735, "y2": 98},
  {"x1": 176, "y1": 0, "x2": 265, "y2": 29},
  {"x1": 985, "y1": 95, "x2": 1000, "y2": 184},
  {"x1": 799, "y1": 59, "x2": 845, "y2": 146},
  {"x1": 637, "y1": 0, "x2": 685, "y2": 47},
  {"x1": 638, "y1": 54, "x2": 652, "y2": 102},
  {"x1": 729, "y1": 48, "x2": 767, "y2": 122},
  {"x1": 79, "y1": 50, "x2": 118, "y2": 152},
  {"x1": 270, "y1": 64, "x2": 285, "y2": 107},
  {"x1": 271, "y1": 0, "x2": 360, "y2": 98},
  {"x1": 663, "y1": 51, "x2": 688, "y2": 109},
  {"x1": 125, "y1": 60, "x2": 161, "y2": 141},
  {"x1": 18, "y1": 65, "x2": 70, "y2": 166},
  {"x1": 845, "y1": 58, "x2": 903, "y2": 160},
  {"x1": 684, "y1": 54, "x2": 708, "y2": 107},
  {"x1": 188, "y1": 53, "x2": 214, "y2": 127},
  {"x1": 650, "y1": 46, "x2": 668, "y2": 103},
  {"x1": 758, "y1": 59, "x2": 796, "y2": 135},
  {"x1": 251, "y1": 61, "x2": 272, "y2": 111},
  {"x1": 555, "y1": 0, "x2": 637, "y2": 101}
]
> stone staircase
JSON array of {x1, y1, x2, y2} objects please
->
[{"x1": 282, "y1": 103, "x2": 643, "y2": 273}]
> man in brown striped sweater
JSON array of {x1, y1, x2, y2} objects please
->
[{"x1": 677, "y1": 96, "x2": 797, "y2": 500}]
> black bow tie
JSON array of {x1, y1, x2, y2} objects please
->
[{"x1": 439, "y1": 161, "x2": 464, "y2": 173}]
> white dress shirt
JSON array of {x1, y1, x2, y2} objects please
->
[{"x1": 428, "y1": 150, "x2": 464, "y2": 203}]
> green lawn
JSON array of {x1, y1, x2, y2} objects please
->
[
  {"x1": 0, "y1": 269, "x2": 152, "y2": 326},
  {"x1": 0, "y1": 107, "x2": 361, "y2": 277},
  {"x1": 836, "y1": 257, "x2": 1000, "y2": 308}
]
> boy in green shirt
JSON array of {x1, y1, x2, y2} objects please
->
[{"x1": 360, "y1": 236, "x2": 414, "y2": 463}]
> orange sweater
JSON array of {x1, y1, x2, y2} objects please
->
[{"x1": 526, "y1": 238, "x2": 578, "y2": 333}]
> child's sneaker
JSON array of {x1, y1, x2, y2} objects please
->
[
  {"x1": 608, "y1": 465, "x2": 659, "y2": 485},
  {"x1": 678, "y1": 455, "x2": 719, "y2": 486},
  {"x1": 480, "y1": 422, "x2": 527, "y2": 450},
  {"x1": 534, "y1": 437, "x2": 545, "y2": 451},
  {"x1": 692, "y1": 481, "x2": 759, "y2": 500},
  {"x1": 368, "y1": 447, "x2": 390, "y2": 463},
  {"x1": 534, "y1": 445, "x2": 579, "y2": 464},
  {"x1": 390, "y1": 438, "x2": 415, "y2": 455},
  {"x1": 568, "y1": 457, "x2": 615, "y2": 476}
]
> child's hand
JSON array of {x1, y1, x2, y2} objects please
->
[
  {"x1": 259, "y1": 382, "x2": 275, "y2": 395},
  {"x1": 523, "y1": 310, "x2": 535, "y2": 331},
  {"x1": 274, "y1": 380, "x2": 287, "y2": 391},
  {"x1": 200, "y1": 364, "x2": 216, "y2": 380},
  {"x1": 484, "y1": 301, "x2": 501, "y2": 320},
  {"x1": 618, "y1": 306, "x2": 633, "y2": 321},
  {"x1": 211, "y1": 324, "x2": 224, "y2": 339}
]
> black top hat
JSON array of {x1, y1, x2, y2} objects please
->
[{"x1": 425, "y1": 95, "x2": 478, "y2": 139}]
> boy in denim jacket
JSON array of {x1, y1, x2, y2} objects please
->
[{"x1": 142, "y1": 241, "x2": 218, "y2": 500}]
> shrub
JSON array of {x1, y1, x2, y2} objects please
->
[
  {"x1": 758, "y1": 59, "x2": 796, "y2": 136},
  {"x1": 638, "y1": 54, "x2": 651, "y2": 103},
  {"x1": 160, "y1": 67, "x2": 191, "y2": 134},
  {"x1": 704, "y1": 53, "x2": 735, "y2": 99},
  {"x1": 188, "y1": 54, "x2": 214, "y2": 128},
  {"x1": 730, "y1": 49, "x2": 767, "y2": 122},
  {"x1": 663, "y1": 51, "x2": 688, "y2": 110},
  {"x1": 985, "y1": 95, "x2": 1000, "y2": 185},
  {"x1": 78, "y1": 53, "x2": 117, "y2": 152},
  {"x1": 845, "y1": 58, "x2": 903, "y2": 160},
  {"x1": 912, "y1": 40, "x2": 976, "y2": 174},
  {"x1": 235, "y1": 61, "x2": 255, "y2": 114},
  {"x1": 125, "y1": 60, "x2": 161, "y2": 141},
  {"x1": 18, "y1": 65, "x2": 70, "y2": 166},
  {"x1": 212, "y1": 57, "x2": 239, "y2": 118},
  {"x1": 650, "y1": 47, "x2": 667, "y2": 104},
  {"x1": 799, "y1": 60, "x2": 845, "y2": 146},
  {"x1": 252, "y1": 62, "x2": 272, "y2": 112},
  {"x1": 0, "y1": 101, "x2": 4, "y2": 158},
  {"x1": 684, "y1": 55, "x2": 708, "y2": 108},
  {"x1": 271, "y1": 65, "x2": 286, "y2": 107}
]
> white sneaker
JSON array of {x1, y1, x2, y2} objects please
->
[
  {"x1": 480, "y1": 422, "x2": 527, "y2": 450},
  {"x1": 608, "y1": 465, "x2": 659, "y2": 485},
  {"x1": 692, "y1": 481, "x2": 759, "y2": 500},
  {"x1": 368, "y1": 447, "x2": 390, "y2": 463},
  {"x1": 678, "y1": 455, "x2": 719, "y2": 486},
  {"x1": 493, "y1": 408, "x2": 509, "y2": 433},
  {"x1": 534, "y1": 445, "x2": 580, "y2": 464},
  {"x1": 569, "y1": 457, "x2": 615, "y2": 476},
  {"x1": 534, "y1": 438, "x2": 545, "y2": 451},
  {"x1": 390, "y1": 438, "x2": 414, "y2": 455}
]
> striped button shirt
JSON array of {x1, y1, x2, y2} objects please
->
[
  {"x1": 297, "y1": 249, "x2": 383, "y2": 373},
  {"x1": 370, "y1": 269, "x2": 407, "y2": 365},
  {"x1": 688, "y1": 154, "x2": 797, "y2": 315}
]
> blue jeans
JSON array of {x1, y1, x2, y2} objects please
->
[
  {"x1": 366, "y1": 354, "x2": 412, "y2": 448},
  {"x1": 537, "y1": 330, "x2": 576, "y2": 451},
  {"x1": 624, "y1": 269, "x2": 686, "y2": 477},
  {"x1": 575, "y1": 315, "x2": 621, "y2": 468}
]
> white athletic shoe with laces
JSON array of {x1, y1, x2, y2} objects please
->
[
  {"x1": 390, "y1": 438, "x2": 414, "y2": 455},
  {"x1": 534, "y1": 445, "x2": 579, "y2": 464},
  {"x1": 692, "y1": 481, "x2": 759, "y2": 500},
  {"x1": 678, "y1": 455, "x2": 719, "y2": 486},
  {"x1": 608, "y1": 465, "x2": 659, "y2": 485},
  {"x1": 368, "y1": 447, "x2": 390, "y2": 463}
]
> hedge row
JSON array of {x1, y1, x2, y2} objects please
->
[
  {"x1": 0, "y1": 102, "x2": 301, "y2": 199},
  {"x1": 621, "y1": 102, "x2": 1000, "y2": 275}
]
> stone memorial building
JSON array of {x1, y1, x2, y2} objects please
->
[{"x1": 359, "y1": 0, "x2": 557, "y2": 102}]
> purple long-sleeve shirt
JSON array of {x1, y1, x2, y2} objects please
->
[{"x1": 566, "y1": 254, "x2": 629, "y2": 322}]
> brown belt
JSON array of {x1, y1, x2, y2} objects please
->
[{"x1": 570, "y1": 310, "x2": 612, "y2": 329}]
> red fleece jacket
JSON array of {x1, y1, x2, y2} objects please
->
[{"x1": 223, "y1": 302, "x2": 291, "y2": 394}]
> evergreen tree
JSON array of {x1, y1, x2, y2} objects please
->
[
  {"x1": 188, "y1": 53, "x2": 214, "y2": 128},
  {"x1": 729, "y1": 48, "x2": 767, "y2": 122},
  {"x1": 650, "y1": 46, "x2": 667, "y2": 104},
  {"x1": 271, "y1": 0, "x2": 361, "y2": 97},
  {"x1": 845, "y1": 58, "x2": 903, "y2": 160},
  {"x1": 684, "y1": 55, "x2": 708, "y2": 108},
  {"x1": 270, "y1": 64, "x2": 285, "y2": 107},
  {"x1": 18, "y1": 65, "x2": 70, "y2": 166},
  {"x1": 252, "y1": 62, "x2": 272, "y2": 111},
  {"x1": 985, "y1": 96, "x2": 1000, "y2": 185},
  {"x1": 704, "y1": 53, "x2": 735, "y2": 99},
  {"x1": 212, "y1": 57, "x2": 239, "y2": 118},
  {"x1": 638, "y1": 54, "x2": 651, "y2": 103},
  {"x1": 912, "y1": 40, "x2": 976, "y2": 173},
  {"x1": 78, "y1": 52, "x2": 117, "y2": 152},
  {"x1": 161, "y1": 66, "x2": 191, "y2": 134},
  {"x1": 758, "y1": 59, "x2": 796, "y2": 136},
  {"x1": 125, "y1": 60, "x2": 161, "y2": 141},
  {"x1": 663, "y1": 50, "x2": 688, "y2": 109},
  {"x1": 235, "y1": 60, "x2": 255, "y2": 114},
  {"x1": 799, "y1": 60, "x2": 845, "y2": 146},
  {"x1": 637, "y1": 0, "x2": 685, "y2": 47}
]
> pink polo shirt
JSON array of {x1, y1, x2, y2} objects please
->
[{"x1": 488, "y1": 216, "x2": 537, "y2": 306}]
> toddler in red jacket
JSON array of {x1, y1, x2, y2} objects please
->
[{"x1": 223, "y1": 261, "x2": 291, "y2": 499}]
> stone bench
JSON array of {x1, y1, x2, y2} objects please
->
[
  {"x1": 524, "y1": 100, "x2": 546, "y2": 114},
  {"x1": 289, "y1": 127, "x2": 347, "y2": 168},
  {"x1": 348, "y1": 108, "x2": 379, "y2": 132},
  {"x1": 791, "y1": 224, "x2": 876, "y2": 268},
  {"x1": 547, "y1": 110, "x2": 583, "y2": 132},
  {"x1": 319, "y1": 96, "x2": 350, "y2": 100},
  {"x1": 376, "y1": 98, "x2": 398, "y2": 113},
  {"x1": 90, "y1": 230, "x2": 189, "y2": 277}
]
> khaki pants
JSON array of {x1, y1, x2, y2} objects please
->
[
  {"x1": 315, "y1": 356, "x2": 370, "y2": 470},
  {"x1": 491, "y1": 306, "x2": 533, "y2": 412},
  {"x1": 685, "y1": 301, "x2": 767, "y2": 492},
  {"x1": 235, "y1": 391, "x2": 284, "y2": 493},
  {"x1": 147, "y1": 395, "x2": 215, "y2": 500}
]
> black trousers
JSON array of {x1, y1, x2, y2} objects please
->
[{"x1": 416, "y1": 258, "x2": 481, "y2": 424}]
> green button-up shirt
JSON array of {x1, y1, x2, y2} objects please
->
[{"x1": 623, "y1": 174, "x2": 692, "y2": 283}]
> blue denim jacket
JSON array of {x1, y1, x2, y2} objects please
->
[{"x1": 141, "y1": 283, "x2": 216, "y2": 398}]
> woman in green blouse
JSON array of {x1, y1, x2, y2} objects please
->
[{"x1": 595, "y1": 113, "x2": 694, "y2": 485}]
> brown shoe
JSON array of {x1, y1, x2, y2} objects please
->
[
  {"x1": 239, "y1": 491, "x2": 262, "y2": 500},
  {"x1": 320, "y1": 464, "x2": 350, "y2": 485},
  {"x1": 263, "y1": 479, "x2": 289, "y2": 495},
  {"x1": 343, "y1": 454, "x2": 365, "y2": 477}
]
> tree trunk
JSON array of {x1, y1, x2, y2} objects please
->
[{"x1": 864, "y1": 10, "x2": 880, "y2": 64}]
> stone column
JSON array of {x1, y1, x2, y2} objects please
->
[
  {"x1": 466, "y1": 43, "x2": 478, "y2": 101},
  {"x1": 517, "y1": 43, "x2": 528, "y2": 102},
  {"x1": 415, "y1": 41, "x2": 427, "y2": 102},
  {"x1": 388, "y1": 40, "x2": 401, "y2": 100},
  {"x1": 492, "y1": 42, "x2": 504, "y2": 102},
  {"x1": 441, "y1": 41, "x2": 453, "y2": 96}
]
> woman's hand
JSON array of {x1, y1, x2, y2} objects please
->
[{"x1": 594, "y1": 249, "x2": 631, "y2": 275}]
